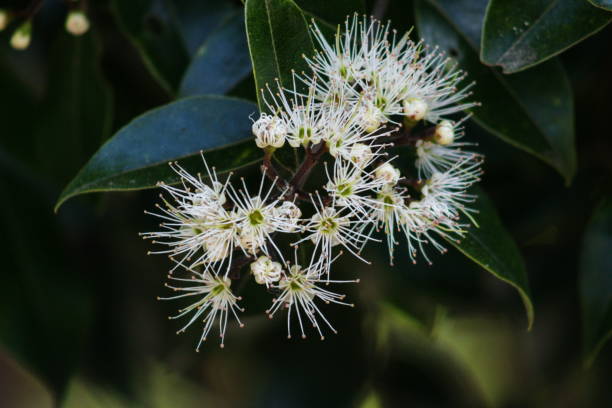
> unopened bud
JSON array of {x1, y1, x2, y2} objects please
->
[
  {"x1": 375, "y1": 163, "x2": 401, "y2": 186},
  {"x1": 250, "y1": 256, "x2": 282, "y2": 286},
  {"x1": 362, "y1": 105, "x2": 383, "y2": 133},
  {"x1": 0, "y1": 9, "x2": 9, "y2": 31},
  {"x1": 65, "y1": 10, "x2": 90, "y2": 36},
  {"x1": 10, "y1": 21, "x2": 31, "y2": 50},
  {"x1": 402, "y1": 97, "x2": 428, "y2": 122},
  {"x1": 433, "y1": 120, "x2": 454, "y2": 145},
  {"x1": 253, "y1": 113, "x2": 286, "y2": 149}
]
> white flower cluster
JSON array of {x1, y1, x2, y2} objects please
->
[{"x1": 143, "y1": 15, "x2": 482, "y2": 350}]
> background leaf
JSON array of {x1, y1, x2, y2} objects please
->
[
  {"x1": 179, "y1": 12, "x2": 252, "y2": 97},
  {"x1": 588, "y1": 0, "x2": 612, "y2": 11},
  {"x1": 245, "y1": 0, "x2": 315, "y2": 112},
  {"x1": 294, "y1": 0, "x2": 365, "y2": 24},
  {"x1": 481, "y1": 0, "x2": 611, "y2": 73},
  {"x1": 415, "y1": 0, "x2": 576, "y2": 183},
  {"x1": 446, "y1": 188, "x2": 534, "y2": 329},
  {"x1": 580, "y1": 198, "x2": 612, "y2": 366},
  {"x1": 112, "y1": 0, "x2": 190, "y2": 94},
  {"x1": 55, "y1": 96, "x2": 260, "y2": 211}
]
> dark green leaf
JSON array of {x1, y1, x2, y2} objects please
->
[
  {"x1": 33, "y1": 32, "x2": 113, "y2": 185},
  {"x1": 0, "y1": 152, "x2": 92, "y2": 396},
  {"x1": 55, "y1": 96, "x2": 261, "y2": 211},
  {"x1": 172, "y1": 0, "x2": 238, "y2": 56},
  {"x1": 446, "y1": 188, "x2": 534, "y2": 329},
  {"x1": 415, "y1": 0, "x2": 576, "y2": 183},
  {"x1": 112, "y1": 0, "x2": 190, "y2": 94},
  {"x1": 179, "y1": 12, "x2": 252, "y2": 97},
  {"x1": 588, "y1": 0, "x2": 612, "y2": 11},
  {"x1": 580, "y1": 198, "x2": 612, "y2": 366},
  {"x1": 294, "y1": 0, "x2": 365, "y2": 25},
  {"x1": 481, "y1": 0, "x2": 611, "y2": 73},
  {"x1": 245, "y1": 0, "x2": 315, "y2": 112}
]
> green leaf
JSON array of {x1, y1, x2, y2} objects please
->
[
  {"x1": 55, "y1": 96, "x2": 261, "y2": 211},
  {"x1": 179, "y1": 12, "x2": 252, "y2": 97},
  {"x1": 245, "y1": 0, "x2": 315, "y2": 112},
  {"x1": 481, "y1": 0, "x2": 612, "y2": 73},
  {"x1": 446, "y1": 188, "x2": 534, "y2": 330},
  {"x1": 294, "y1": 0, "x2": 365, "y2": 24},
  {"x1": 112, "y1": 0, "x2": 190, "y2": 94},
  {"x1": 172, "y1": 0, "x2": 238, "y2": 56},
  {"x1": 588, "y1": 0, "x2": 612, "y2": 12},
  {"x1": 415, "y1": 0, "x2": 576, "y2": 183},
  {"x1": 580, "y1": 198, "x2": 612, "y2": 366},
  {"x1": 33, "y1": 32, "x2": 113, "y2": 185}
]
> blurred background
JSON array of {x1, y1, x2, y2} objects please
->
[{"x1": 0, "y1": 0, "x2": 611, "y2": 407}]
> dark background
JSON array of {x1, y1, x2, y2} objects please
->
[{"x1": 0, "y1": 0, "x2": 611, "y2": 407}]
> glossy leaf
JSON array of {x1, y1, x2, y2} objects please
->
[
  {"x1": 112, "y1": 0, "x2": 190, "y2": 94},
  {"x1": 179, "y1": 12, "x2": 252, "y2": 97},
  {"x1": 294, "y1": 0, "x2": 365, "y2": 25},
  {"x1": 481, "y1": 0, "x2": 612, "y2": 73},
  {"x1": 415, "y1": 0, "x2": 576, "y2": 183},
  {"x1": 588, "y1": 0, "x2": 612, "y2": 11},
  {"x1": 580, "y1": 198, "x2": 612, "y2": 366},
  {"x1": 56, "y1": 96, "x2": 260, "y2": 211},
  {"x1": 172, "y1": 0, "x2": 238, "y2": 56},
  {"x1": 245, "y1": 0, "x2": 315, "y2": 112},
  {"x1": 446, "y1": 189, "x2": 534, "y2": 329}
]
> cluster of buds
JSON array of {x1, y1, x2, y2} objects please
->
[
  {"x1": 0, "y1": 2, "x2": 89, "y2": 51},
  {"x1": 144, "y1": 14, "x2": 483, "y2": 349}
]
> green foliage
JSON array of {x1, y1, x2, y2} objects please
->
[
  {"x1": 55, "y1": 96, "x2": 260, "y2": 211},
  {"x1": 588, "y1": 0, "x2": 612, "y2": 11},
  {"x1": 245, "y1": 0, "x2": 315, "y2": 112},
  {"x1": 580, "y1": 198, "x2": 612, "y2": 366},
  {"x1": 179, "y1": 12, "x2": 252, "y2": 97},
  {"x1": 415, "y1": 0, "x2": 576, "y2": 182},
  {"x1": 481, "y1": 0, "x2": 611, "y2": 73},
  {"x1": 449, "y1": 189, "x2": 534, "y2": 329}
]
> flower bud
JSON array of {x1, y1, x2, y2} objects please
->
[
  {"x1": 65, "y1": 10, "x2": 90, "y2": 36},
  {"x1": 348, "y1": 143, "x2": 373, "y2": 167},
  {"x1": 375, "y1": 163, "x2": 401, "y2": 186},
  {"x1": 10, "y1": 21, "x2": 31, "y2": 50},
  {"x1": 0, "y1": 9, "x2": 9, "y2": 31},
  {"x1": 274, "y1": 201, "x2": 301, "y2": 232},
  {"x1": 250, "y1": 256, "x2": 282, "y2": 286},
  {"x1": 362, "y1": 104, "x2": 383, "y2": 133},
  {"x1": 252, "y1": 113, "x2": 286, "y2": 149},
  {"x1": 402, "y1": 97, "x2": 428, "y2": 121},
  {"x1": 433, "y1": 120, "x2": 454, "y2": 145}
]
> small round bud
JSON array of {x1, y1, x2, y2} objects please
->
[
  {"x1": 0, "y1": 9, "x2": 9, "y2": 31},
  {"x1": 252, "y1": 113, "x2": 287, "y2": 149},
  {"x1": 402, "y1": 97, "x2": 428, "y2": 121},
  {"x1": 250, "y1": 256, "x2": 282, "y2": 286},
  {"x1": 348, "y1": 143, "x2": 373, "y2": 167},
  {"x1": 433, "y1": 120, "x2": 454, "y2": 145},
  {"x1": 375, "y1": 163, "x2": 401, "y2": 186},
  {"x1": 274, "y1": 201, "x2": 302, "y2": 232},
  {"x1": 10, "y1": 21, "x2": 31, "y2": 50},
  {"x1": 65, "y1": 10, "x2": 90, "y2": 36},
  {"x1": 361, "y1": 104, "x2": 383, "y2": 133}
]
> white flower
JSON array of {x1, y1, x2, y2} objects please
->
[
  {"x1": 295, "y1": 194, "x2": 374, "y2": 279},
  {"x1": 266, "y1": 262, "x2": 357, "y2": 340},
  {"x1": 229, "y1": 174, "x2": 296, "y2": 258},
  {"x1": 415, "y1": 119, "x2": 479, "y2": 177},
  {"x1": 142, "y1": 158, "x2": 240, "y2": 274},
  {"x1": 252, "y1": 113, "x2": 287, "y2": 149},
  {"x1": 250, "y1": 256, "x2": 282, "y2": 286},
  {"x1": 65, "y1": 10, "x2": 90, "y2": 36},
  {"x1": 374, "y1": 162, "x2": 401, "y2": 186},
  {"x1": 324, "y1": 158, "x2": 385, "y2": 220},
  {"x1": 161, "y1": 272, "x2": 244, "y2": 350}
]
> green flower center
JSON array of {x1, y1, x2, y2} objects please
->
[{"x1": 249, "y1": 209, "x2": 265, "y2": 226}]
